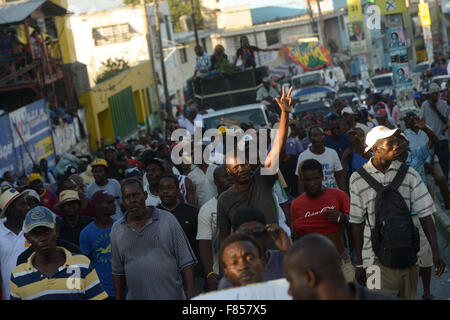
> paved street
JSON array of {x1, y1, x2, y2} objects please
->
[{"x1": 417, "y1": 177, "x2": 450, "y2": 300}]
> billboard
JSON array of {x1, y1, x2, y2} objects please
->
[
  {"x1": 9, "y1": 99, "x2": 55, "y2": 173},
  {"x1": 0, "y1": 115, "x2": 16, "y2": 178}
]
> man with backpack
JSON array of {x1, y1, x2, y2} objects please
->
[{"x1": 349, "y1": 126, "x2": 446, "y2": 300}]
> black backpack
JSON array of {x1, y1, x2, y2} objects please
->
[{"x1": 357, "y1": 164, "x2": 420, "y2": 269}]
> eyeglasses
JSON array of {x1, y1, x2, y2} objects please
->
[{"x1": 238, "y1": 226, "x2": 267, "y2": 238}]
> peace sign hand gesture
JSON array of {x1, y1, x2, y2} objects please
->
[{"x1": 275, "y1": 86, "x2": 294, "y2": 113}]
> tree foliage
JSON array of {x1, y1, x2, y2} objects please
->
[
  {"x1": 94, "y1": 58, "x2": 130, "y2": 84},
  {"x1": 123, "y1": 0, "x2": 204, "y2": 33}
]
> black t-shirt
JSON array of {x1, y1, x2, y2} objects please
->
[
  {"x1": 280, "y1": 155, "x2": 299, "y2": 198},
  {"x1": 217, "y1": 166, "x2": 278, "y2": 231},
  {"x1": 236, "y1": 46, "x2": 260, "y2": 68},
  {"x1": 107, "y1": 162, "x2": 127, "y2": 181},
  {"x1": 157, "y1": 202, "x2": 203, "y2": 277},
  {"x1": 57, "y1": 215, "x2": 94, "y2": 247},
  {"x1": 16, "y1": 239, "x2": 82, "y2": 266}
]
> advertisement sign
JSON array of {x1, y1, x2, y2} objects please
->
[
  {"x1": 387, "y1": 28, "x2": 406, "y2": 51},
  {"x1": 347, "y1": 21, "x2": 368, "y2": 54},
  {"x1": 375, "y1": 0, "x2": 406, "y2": 15},
  {"x1": 418, "y1": 2, "x2": 431, "y2": 27},
  {"x1": 0, "y1": 115, "x2": 16, "y2": 177},
  {"x1": 9, "y1": 99, "x2": 55, "y2": 173},
  {"x1": 283, "y1": 43, "x2": 332, "y2": 71},
  {"x1": 347, "y1": 0, "x2": 363, "y2": 22},
  {"x1": 393, "y1": 63, "x2": 413, "y2": 89}
]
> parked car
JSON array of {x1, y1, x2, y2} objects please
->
[
  {"x1": 338, "y1": 92, "x2": 359, "y2": 106},
  {"x1": 412, "y1": 61, "x2": 431, "y2": 74},
  {"x1": 292, "y1": 85, "x2": 337, "y2": 102},
  {"x1": 371, "y1": 73, "x2": 393, "y2": 95},
  {"x1": 293, "y1": 99, "x2": 331, "y2": 119},
  {"x1": 291, "y1": 70, "x2": 326, "y2": 95},
  {"x1": 202, "y1": 104, "x2": 274, "y2": 130}
]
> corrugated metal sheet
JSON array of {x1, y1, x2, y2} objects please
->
[
  {"x1": 0, "y1": 0, "x2": 66, "y2": 25},
  {"x1": 108, "y1": 86, "x2": 138, "y2": 139}
]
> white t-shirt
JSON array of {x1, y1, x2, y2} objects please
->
[
  {"x1": 295, "y1": 147, "x2": 343, "y2": 189},
  {"x1": 0, "y1": 219, "x2": 27, "y2": 300},
  {"x1": 196, "y1": 197, "x2": 219, "y2": 274},
  {"x1": 145, "y1": 192, "x2": 161, "y2": 207},
  {"x1": 187, "y1": 165, "x2": 218, "y2": 208},
  {"x1": 272, "y1": 180, "x2": 291, "y2": 237}
]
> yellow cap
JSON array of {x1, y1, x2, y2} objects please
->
[
  {"x1": 28, "y1": 173, "x2": 42, "y2": 184},
  {"x1": 91, "y1": 158, "x2": 108, "y2": 168},
  {"x1": 218, "y1": 126, "x2": 227, "y2": 134}
]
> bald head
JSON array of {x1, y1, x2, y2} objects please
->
[{"x1": 283, "y1": 234, "x2": 346, "y2": 300}]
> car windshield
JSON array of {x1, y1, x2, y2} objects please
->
[
  {"x1": 294, "y1": 100, "x2": 329, "y2": 116},
  {"x1": 372, "y1": 76, "x2": 392, "y2": 88},
  {"x1": 203, "y1": 109, "x2": 267, "y2": 130},
  {"x1": 413, "y1": 64, "x2": 429, "y2": 73},
  {"x1": 293, "y1": 73, "x2": 322, "y2": 88}
]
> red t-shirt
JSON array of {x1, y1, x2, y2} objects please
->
[
  {"x1": 291, "y1": 188, "x2": 350, "y2": 237},
  {"x1": 40, "y1": 189, "x2": 58, "y2": 212}
]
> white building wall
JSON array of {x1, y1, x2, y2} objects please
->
[{"x1": 69, "y1": 3, "x2": 186, "y2": 106}]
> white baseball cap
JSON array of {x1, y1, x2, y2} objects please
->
[
  {"x1": 341, "y1": 106, "x2": 355, "y2": 115},
  {"x1": 365, "y1": 126, "x2": 400, "y2": 152}
]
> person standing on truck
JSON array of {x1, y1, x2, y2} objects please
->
[
  {"x1": 233, "y1": 36, "x2": 279, "y2": 69},
  {"x1": 256, "y1": 77, "x2": 280, "y2": 106}
]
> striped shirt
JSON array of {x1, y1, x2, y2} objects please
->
[
  {"x1": 349, "y1": 159, "x2": 435, "y2": 267},
  {"x1": 10, "y1": 247, "x2": 108, "y2": 300},
  {"x1": 111, "y1": 207, "x2": 198, "y2": 300}
]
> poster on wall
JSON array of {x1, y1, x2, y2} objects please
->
[
  {"x1": 375, "y1": 0, "x2": 407, "y2": 15},
  {"x1": 0, "y1": 115, "x2": 16, "y2": 177},
  {"x1": 387, "y1": 28, "x2": 406, "y2": 51},
  {"x1": 393, "y1": 63, "x2": 413, "y2": 89},
  {"x1": 9, "y1": 99, "x2": 56, "y2": 173},
  {"x1": 347, "y1": 21, "x2": 367, "y2": 55}
]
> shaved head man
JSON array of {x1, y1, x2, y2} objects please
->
[{"x1": 283, "y1": 234, "x2": 398, "y2": 300}]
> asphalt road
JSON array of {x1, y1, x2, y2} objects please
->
[{"x1": 416, "y1": 222, "x2": 450, "y2": 300}]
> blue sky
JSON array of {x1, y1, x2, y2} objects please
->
[{"x1": 68, "y1": 0, "x2": 306, "y2": 14}]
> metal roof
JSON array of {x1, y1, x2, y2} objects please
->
[{"x1": 0, "y1": 0, "x2": 67, "y2": 25}]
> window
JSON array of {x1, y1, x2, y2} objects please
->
[
  {"x1": 265, "y1": 30, "x2": 279, "y2": 46},
  {"x1": 92, "y1": 24, "x2": 132, "y2": 46},
  {"x1": 201, "y1": 38, "x2": 207, "y2": 51},
  {"x1": 164, "y1": 15, "x2": 172, "y2": 42},
  {"x1": 180, "y1": 45, "x2": 187, "y2": 64}
]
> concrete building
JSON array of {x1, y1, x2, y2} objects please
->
[
  {"x1": 79, "y1": 61, "x2": 160, "y2": 152},
  {"x1": 68, "y1": 2, "x2": 185, "y2": 106}
]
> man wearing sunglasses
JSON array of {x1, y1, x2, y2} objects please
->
[{"x1": 217, "y1": 207, "x2": 291, "y2": 290}]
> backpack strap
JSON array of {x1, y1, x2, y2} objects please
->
[
  {"x1": 356, "y1": 167, "x2": 383, "y2": 193},
  {"x1": 390, "y1": 164, "x2": 409, "y2": 190}
]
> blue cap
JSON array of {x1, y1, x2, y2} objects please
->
[{"x1": 24, "y1": 206, "x2": 56, "y2": 233}]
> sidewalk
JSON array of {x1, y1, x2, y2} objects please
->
[{"x1": 427, "y1": 174, "x2": 450, "y2": 251}]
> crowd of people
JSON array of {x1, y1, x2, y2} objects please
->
[{"x1": 0, "y1": 69, "x2": 448, "y2": 301}]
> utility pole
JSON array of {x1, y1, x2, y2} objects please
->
[
  {"x1": 316, "y1": 0, "x2": 328, "y2": 52},
  {"x1": 153, "y1": 0, "x2": 173, "y2": 121},
  {"x1": 141, "y1": 0, "x2": 161, "y2": 128},
  {"x1": 189, "y1": 0, "x2": 200, "y2": 47},
  {"x1": 306, "y1": 0, "x2": 318, "y2": 37}
]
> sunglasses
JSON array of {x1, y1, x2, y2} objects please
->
[{"x1": 238, "y1": 226, "x2": 267, "y2": 238}]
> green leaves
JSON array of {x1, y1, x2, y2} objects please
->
[{"x1": 94, "y1": 58, "x2": 131, "y2": 84}]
